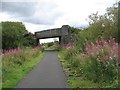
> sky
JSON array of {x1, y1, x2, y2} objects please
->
[{"x1": 0, "y1": 0, "x2": 118, "y2": 43}]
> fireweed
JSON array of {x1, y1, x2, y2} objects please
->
[
  {"x1": 62, "y1": 37, "x2": 118, "y2": 87},
  {"x1": 2, "y1": 46, "x2": 44, "y2": 88},
  {"x1": 63, "y1": 43, "x2": 74, "y2": 49},
  {"x1": 2, "y1": 46, "x2": 41, "y2": 78},
  {"x1": 80, "y1": 37, "x2": 118, "y2": 87},
  {"x1": 83, "y1": 37, "x2": 118, "y2": 63},
  {"x1": 2, "y1": 48, "x2": 23, "y2": 55},
  {"x1": 2, "y1": 46, "x2": 40, "y2": 56}
]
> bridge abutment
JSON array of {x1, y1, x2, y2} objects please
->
[
  {"x1": 35, "y1": 38, "x2": 39, "y2": 46},
  {"x1": 60, "y1": 35, "x2": 70, "y2": 45}
]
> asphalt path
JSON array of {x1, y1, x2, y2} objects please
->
[{"x1": 16, "y1": 51, "x2": 68, "y2": 88}]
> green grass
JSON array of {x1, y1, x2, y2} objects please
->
[
  {"x1": 58, "y1": 49, "x2": 119, "y2": 88},
  {"x1": 58, "y1": 50, "x2": 100, "y2": 88},
  {"x1": 2, "y1": 51, "x2": 45, "y2": 88},
  {"x1": 67, "y1": 77, "x2": 99, "y2": 88}
]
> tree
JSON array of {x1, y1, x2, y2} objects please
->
[
  {"x1": 1, "y1": 21, "x2": 35, "y2": 50},
  {"x1": 87, "y1": 3, "x2": 118, "y2": 41},
  {"x1": 23, "y1": 32, "x2": 36, "y2": 47}
]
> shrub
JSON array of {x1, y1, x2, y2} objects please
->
[
  {"x1": 62, "y1": 36, "x2": 118, "y2": 87},
  {"x1": 79, "y1": 37, "x2": 118, "y2": 87}
]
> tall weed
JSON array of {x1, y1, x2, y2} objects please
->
[
  {"x1": 79, "y1": 37, "x2": 118, "y2": 87},
  {"x1": 2, "y1": 47, "x2": 41, "y2": 85},
  {"x1": 62, "y1": 37, "x2": 119, "y2": 87}
]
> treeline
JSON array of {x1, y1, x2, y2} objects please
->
[{"x1": 1, "y1": 21, "x2": 36, "y2": 50}]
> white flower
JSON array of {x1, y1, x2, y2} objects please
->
[{"x1": 109, "y1": 57, "x2": 112, "y2": 60}]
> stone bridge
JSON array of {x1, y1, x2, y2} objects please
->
[{"x1": 35, "y1": 25, "x2": 71, "y2": 46}]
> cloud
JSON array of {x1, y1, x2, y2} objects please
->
[
  {"x1": 2, "y1": 1, "x2": 63, "y2": 25},
  {"x1": 1, "y1": 0, "x2": 116, "y2": 33},
  {"x1": 23, "y1": 2, "x2": 63, "y2": 25},
  {"x1": 2, "y1": 2, "x2": 36, "y2": 17}
]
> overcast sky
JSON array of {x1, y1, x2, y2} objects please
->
[{"x1": 0, "y1": 0, "x2": 117, "y2": 43}]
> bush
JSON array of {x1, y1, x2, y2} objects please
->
[
  {"x1": 1, "y1": 21, "x2": 36, "y2": 50},
  {"x1": 79, "y1": 37, "x2": 118, "y2": 87},
  {"x1": 59, "y1": 3, "x2": 118, "y2": 88},
  {"x1": 80, "y1": 56, "x2": 118, "y2": 83},
  {"x1": 61, "y1": 37, "x2": 118, "y2": 87}
]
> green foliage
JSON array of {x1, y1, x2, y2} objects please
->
[
  {"x1": 41, "y1": 41, "x2": 61, "y2": 51},
  {"x1": 59, "y1": 47, "x2": 118, "y2": 88},
  {"x1": 79, "y1": 55, "x2": 118, "y2": 87},
  {"x1": 64, "y1": 48, "x2": 76, "y2": 60},
  {"x1": 87, "y1": 3, "x2": 118, "y2": 41},
  {"x1": 68, "y1": 77, "x2": 99, "y2": 88},
  {"x1": 2, "y1": 21, "x2": 26, "y2": 50},
  {"x1": 23, "y1": 32, "x2": 36, "y2": 47},
  {"x1": 70, "y1": 3, "x2": 118, "y2": 52},
  {"x1": 2, "y1": 48, "x2": 45, "y2": 88},
  {"x1": 1, "y1": 21, "x2": 36, "y2": 50},
  {"x1": 47, "y1": 42, "x2": 54, "y2": 47},
  {"x1": 58, "y1": 50, "x2": 99, "y2": 88},
  {"x1": 58, "y1": 3, "x2": 119, "y2": 88}
]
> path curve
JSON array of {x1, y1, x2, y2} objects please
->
[{"x1": 16, "y1": 51, "x2": 68, "y2": 88}]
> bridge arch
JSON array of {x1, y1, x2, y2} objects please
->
[{"x1": 35, "y1": 25, "x2": 71, "y2": 46}]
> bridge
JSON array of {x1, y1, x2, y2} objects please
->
[{"x1": 35, "y1": 25, "x2": 71, "y2": 46}]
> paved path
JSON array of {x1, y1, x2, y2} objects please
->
[{"x1": 16, "y1": 51, "x2": 68, "y2": 88}]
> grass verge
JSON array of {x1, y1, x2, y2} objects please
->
[
  {"x1": 2, "y1": 51, "x2": 45, "y2": 88},
  {"x1": 58, "y1": 50, "x2": 99, "y2": 88}
]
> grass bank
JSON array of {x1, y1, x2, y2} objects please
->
[
  {"x1": 58, "y1": 46, "x2": 119, "y2": 88},
  {"x1": 2, "y1": 48, "x2": 45, "y2": 88},
  {"x1": 58, "y1": 50, "x2": 99, "y2": 88}
]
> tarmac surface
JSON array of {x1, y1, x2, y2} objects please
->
[{"x1": 16, "y1": 51, "x2": 68, "y2": 88}]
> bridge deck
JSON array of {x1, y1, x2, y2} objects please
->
[{"x1": 35, "y1": 28, "x2": 62, "y2": 39}]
